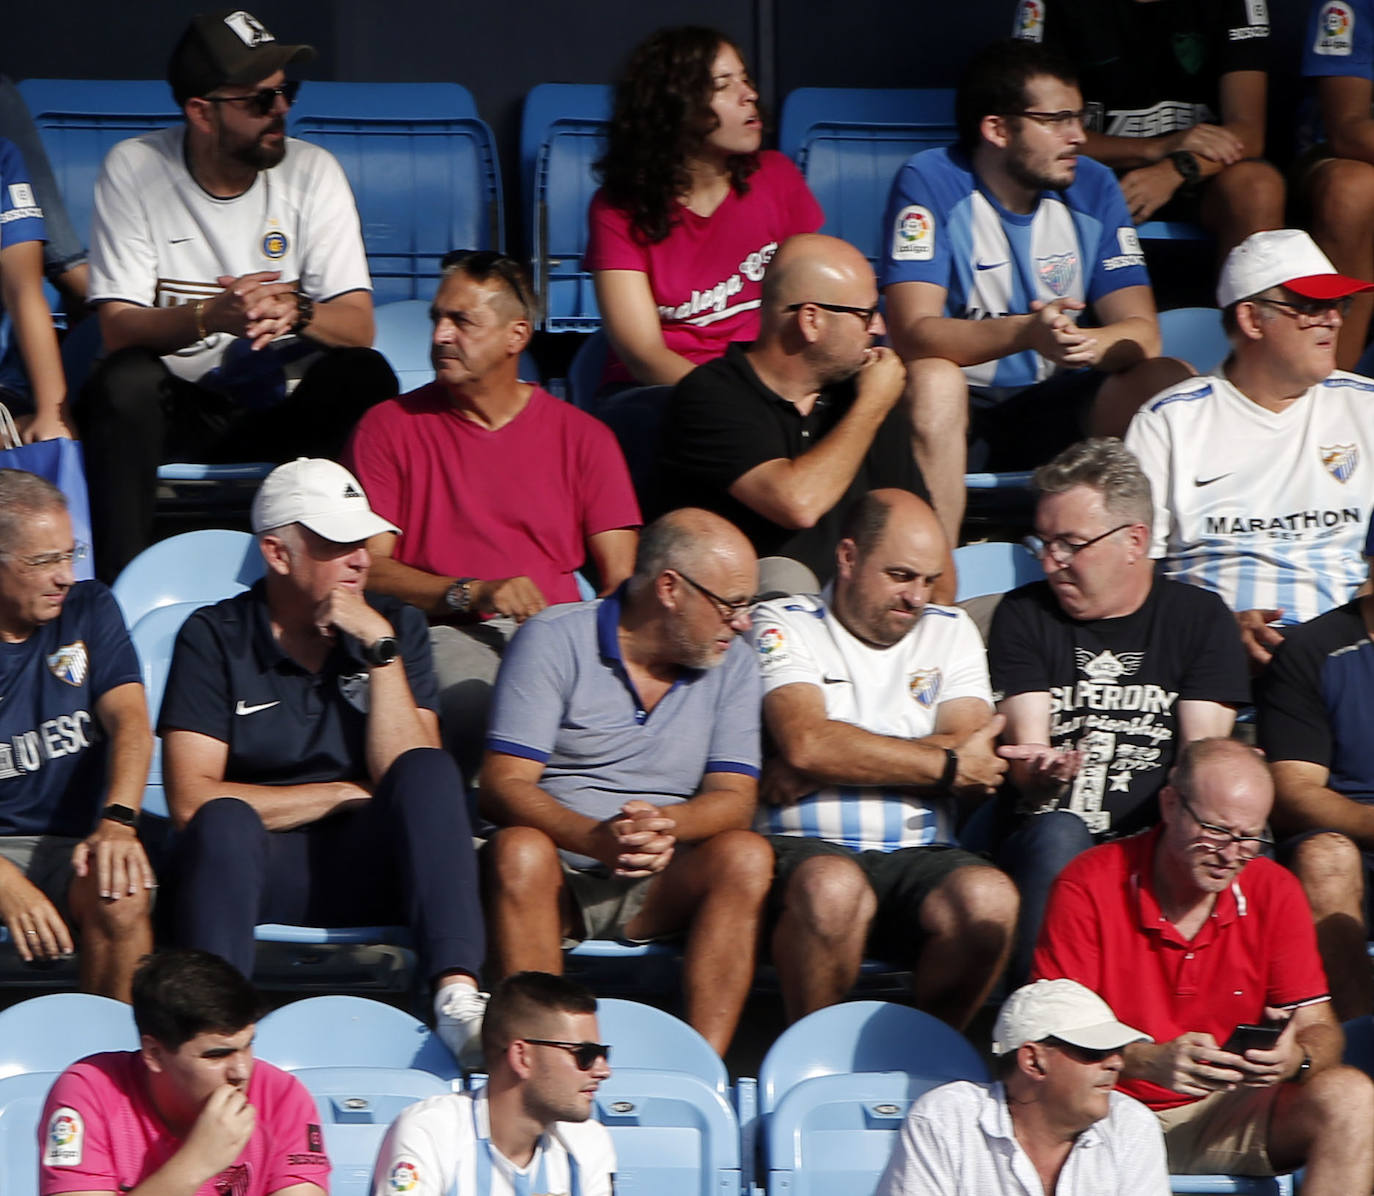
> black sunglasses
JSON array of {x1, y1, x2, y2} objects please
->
[
  {"x1": 204, "y1": 80, "x2": 301, "y2": 118},
  {"x1": 784, "y1": 300, "x2": 881, "y2": 324},
  {"x1": 522, "y1": 1038, "x2": 611, "y2": 1069},
  {"x1": 440, "y1": 249, "x2": 533, "y2": 315}
]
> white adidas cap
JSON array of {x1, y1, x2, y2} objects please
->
[{"x1": 251, "y1": 458, "x2": 400, "y2": 543}]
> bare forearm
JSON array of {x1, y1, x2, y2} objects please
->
[
  {"x1": 480, "y1": 775, "x2": 603, "y2": 857},
  {"x1": 777, "y1": 721, "x2": 950, "y2": 788},
  {"x1": 1298, "y1": 1019, "x2": 1344, "y2": 1073},
  {"x1": 100, "y1": 301, "x2": 204, "y2": 354},
  {"x1": 893, "y1": 313, "x2": 1035, "y2": 368},
  {"x1": 168, "y1": 777, "x2": 368, "y2": 831},
  {"x1": 300, "y1": 294, "x2": 373, "y2": 348},
  {"x1": 366, "y1": 555, "x2": 451, "y2": 618},
  {"x1": 655, "y1": 787, "x2": 755, "y2": 842},
  {"x1": 1093, "y1": 316, "x2": 1157, "y2": 372},
  {"x1": 5, "y1": 278, "x2": 66, "y2": 414},
  {"x1": 1081, "y1": 131, "x2": 1174, "y2": 170},
  {"x1": 364, "y1": 664, "x2": 439, "y2": 779},
  {"x1": 615, "y1": 342, "x2": 697, "y2": 387},
  {"x1": 1273, "y1": 779, "x2": 1374, "y2": 848},
  {"x1": 103, "y1": 728, "x2": 154, "y2": 813}
]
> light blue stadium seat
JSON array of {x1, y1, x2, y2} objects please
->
[
  {"x1": 596, "y1": 998, "x2": 728, "y2": 1096},
  {"x1": 952, "y1": 540, "x2": 1042, "y2": 603},
  {"x1": 111, "y1": 528, "x2": 263, "y2": 629},
  {"x1": 293, "y1": 1065, "x2": 451, "y2": 1196},
  {"x1": 755, "y1": 1001, "x2": 985, "y2": 1196},
  {"x1": 373, "y1": 299, "x2": 436, "y2": 393},
  {"x1": 779, "y1": 88, "x2": 957, "y2": 269},
  {"x1": 1137, "y1": 220, "x2": 1211, "y2": 245},
  {"x1": 129, "y1": 600, "x2": 207, "y2": 820},
  {"x1": 1169, "y1": 1178, "x2": 1292, "y2": 1194},
  {"x1": 0, "y1": 992, "x2": 137, "y2": 1078},
  {"x1": 289, "y1": 82, "x2": 503, "y2": 306},
  {"x1": 520, "y1": 84, "x2": 614, "y2": 332},
  {"x1": 0, "y1": 1070, "x2": 60, "y2": 1196},
  {"x1": 1159, "y1": 307, "x2": 1230, "y2": 375},
  {"x1": 16, "y1": 79, "x2": 181, "y2": 249},
  {"x1": 255, "y1": 994, "x2": 459, "y2": 1082}
]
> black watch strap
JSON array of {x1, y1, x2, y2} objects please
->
[
  {"x1": 101, "y1": 803, "x2": 140, "y2": 828},
  {"x1": 362, "y1": 635, "x2": 400, "y2": 667},
  {"x1": 294, "y1": 291, "x2": 315, "y2": 333},
  {"x1": 938, "y1": 748, "x2": 959, "y2": 792},
  {"x1": 1167, "y1": 149, "x2": 1201, "y2": 190}
]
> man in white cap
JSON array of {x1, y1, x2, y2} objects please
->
[
  {"x1": 159, "y1": 458, "x2": 487, "y2": 1062},
  {"x1": 1125, "y1": 228, "x2": 1374, "y2": 669},
  {"x1": 877, "y1": 978, "x2": 1166, "y2": 1195}
]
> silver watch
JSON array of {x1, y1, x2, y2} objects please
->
[{"x1": 444, "y1": 578, "x2": 477, "y2": 615}]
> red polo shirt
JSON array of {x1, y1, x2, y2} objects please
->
[{"x1": 1031, "y1": 826, "x2": 1329, "y2": 1111}]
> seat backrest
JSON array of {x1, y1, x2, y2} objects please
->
[
  {"x1": 763, "y1": 1070, "x2": 953, "y2": 1196},
  {"x1": 1158, "y1": 307, "x2": 1230, "y2": 375},
  {"x1": 0, "y1": 1071, "x2": 61, "y2": 1192},
  {"x1": 594, "y1": 1069, "x2": 740, "y2": 1196},
  {"x1": 291, "y1": 1065, "x2": 452, "y2": 1196},
  {"x1": 595, "y1": 999, "x2": 729, "y2": 1097},
  {"x1": 757, "y1": 1000, "x2": 986, "y2": 1114},
  {"x1": 112, "y1": 529, "x2": 262, "y2": 629},
  {"x1": 289, "y1": 82, "x2": 501, "y2": 306},
  {"x1": 373, "y1": 299, "x2": 435, "y2": 392},
  {"x1": 0, "y1": 994, "x2": 138, "y2": 1078},
  {"x1": 255, "y1": 996, "x2": 460, "y2": 1082},
  {"x1": 953, "y1": 540, "x2": 1042, "y2": 602},
  {"x1": 17, "y1": 79, "x2": 182, "y2": 249},
  {"x1": 779, "y1": 87, "x2": 958, "y2": 267}
]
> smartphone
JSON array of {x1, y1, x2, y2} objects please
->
[{"x1": 1223, "y1": 1023, "x2": 1284, "y2": 1054}]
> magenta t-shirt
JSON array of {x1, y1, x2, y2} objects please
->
[
  {"x1": 585, "y1": 150, "x2": 824, "y2": 383},
  {"x1": 40, "y1": 1051, "x2": 329, "y2": 1196},
  {"x1": 346, "y1": 384, "x2": 642, "y2": 606}
]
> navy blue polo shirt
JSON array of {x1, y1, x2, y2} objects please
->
[
  {"x1": 0, "y1": 581, "x2": 141, "y2": 836},
  {"x1": 158, "y1": 581, "x2": 437, "y2": 785},
  {"x1": 486, "y1": 589, "x2": 761, "y2": 868}
]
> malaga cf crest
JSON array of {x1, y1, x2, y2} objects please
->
[
  {"x1": 46, "y1": 642, "x2": 88, "y2": 687},
  {"x1": 1321, "y1": 443, "x2": 1358, "y2": 483},
  {"x1": 908, "y1": 668, "x2": 942, "y2": 708}
]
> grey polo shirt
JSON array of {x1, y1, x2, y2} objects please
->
[{"x1": 485, "y1": 589, "x2": 760, "y2": 868}]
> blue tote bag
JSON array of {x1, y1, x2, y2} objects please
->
[{"x1": 0, "y1": 404, "x2": 96, "y2": 581}]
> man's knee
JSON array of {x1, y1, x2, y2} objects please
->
[
  {"x1": 74, "y1": 881, "x2": 153, "y2": 937},
  {"x1": 905, "y1": 358, "x2": 969, "y2": 437},
  {"x1": 180, "y1": 797, "x2": 268, "y2": 863},
  {"x1": 695, "y1": 828, "x2": 774, "y2": 898},
  {"x1": 1289, "y1": 831, "x2": 1365, "y2": 901},
  {"x1": 1308, "y1": 159, "x2": 1374, "y2": 240},
  {"x1": 1208, "y1": 159, "x2": 1285, "y2": 218},
  {"x1": 1296, "y1": 1064, "x2": 1374, "y2": 1138},
  {"x1": 924, "y1": 864, "x2": 1019, "y2": 932},
  {"x1": 379, "y1": 747, "x2": 467, "y2": 810},
  {"x1": 82, "y1": 347, "x2": 169, "y2": 424},
  {"x1": 783, "y1": 854, "x2": 876, "y2": 938},
  {"x1": 482, "y1": 825, "x2": 562, "y2": 894}
]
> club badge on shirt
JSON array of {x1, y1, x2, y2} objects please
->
[
  {"x1": 47, "y1": 642, "x2": 89, "y2": 687},
  {"x1": 1321, "y1": 443, "x2": 1359, "y2": 483},
  {"x1": 909, "y1": 667, "x2": 942, "y2": 708},
  {"x1": 42, "y1": 1107, "x2": 83, "y2": 1167}
]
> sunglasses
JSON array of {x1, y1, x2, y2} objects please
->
[
  {"x1": 783, "y1": 300, "x2": 881, "y2": 324},
  {"x1": 522, "y1": 1038, "x2": 611, "y2": 1069},
  {"x1": 440, "y1": 249, "x2": 533, "y2": 315},
  {"x1": 204, "y1": 80, "x2": 301, "y2": 118}
]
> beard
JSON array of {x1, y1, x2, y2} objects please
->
[{"x1": 223, "y1": 119, "x2": 288, "y2": 171}]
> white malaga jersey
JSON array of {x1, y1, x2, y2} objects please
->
[
  {"x1": 89, "y1": 125, "x2": 371, "y2": 383},
  {"x1": 1124, "y1": 371, "x2": 1374, "y2": 625},
  {"x1": 748, "y1": 592, "x2": 993, "y2": 851}
]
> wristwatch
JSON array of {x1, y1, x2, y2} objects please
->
[
  {"x1": 444, "y1": 578, "x2": 478, "y2": 616},
  {"x1": 1167, "y1": 150, "x2": 1202, "y2": 191},
  {"x1": 1294, "y1": 1050, "x2": 1312, "y2": 1082},
  {"x1": 362, "y1": 635, "x2": 400, "y2": 668},
  {"x1": 294, "y1": 291, "x2": 315, "y2": 333},
  {"x1": 100, "y1": 803, "x2": 140, "y2": 828},
  {"x1": 938, "y1": 748, "x2": 959, "y2": 792}
]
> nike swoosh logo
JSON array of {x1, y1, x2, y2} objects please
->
[
  {"x1": 821, "y1": 676, "x2": 851, "y2": 685},
  {"x1": 1194, "y1": 474, "x2": 1233, "y2": 487},
  {"x1": 235, "y1": 700, "x2": 280, "y2": 716},
  {"x1": 170, "y1": 236, "x2": 194, "y2": 244},
  {"x1": 975, "y1": 259, "x2": 1007, "y2": 271}
]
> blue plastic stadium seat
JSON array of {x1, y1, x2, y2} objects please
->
[
  {"x1": 779, "y1": 88, "x2": 958, "y2": 269},
  {"x1": 111, "y1": 528, "x2": 263, "y2": 629},
  {"x1": 288, "y1": 82, "x2": 502, "y2": 306},
  {"x1": 1137, "y1": 220, "x2": 1211, "y2": 245},
  {"x1": 953, "y1": 540, "x2": 1042, "y2": 602},
  {"x1": 373, "y1": 299, "x2": 436, "y2": 393},
  {"x1": 0, "y1": 993, "x2": 138, "y2": 1078},
  {"x1": 255, "y1": 995, "x2": 459, "y2": 1081},
  {"x1": 16, "y1": 79, "x2": 181, "y2": 249},
  {"x1": 520, "y1": 84, "x2": 614, "y2": 332},
  {"x1": 1159, "y1": 307, "x2": 1230, "y2": 375},
  {"x1": 0, "y1": 1071, "x2": 60, "y2": 1196},
  {"x1": 596, "y1": 998, "x2": 729, "y2": 1095}
]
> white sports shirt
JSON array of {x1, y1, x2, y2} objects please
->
[
  {"x1": 748, "y1": 592, "x2": 993, "y2": 851},
  {"x1": 88, "y1": 125, "x2": 371, "y2": 382},
  {"x1": 371, "y1": 1088, "x2": 616, "y2": 1196},
  {"x1": 1124, "y1": 371, "x2": 1374, "y2": 625}
]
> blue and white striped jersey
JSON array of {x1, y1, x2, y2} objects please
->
[{"x1": 1124, "y1": 371, "x2": 1374, "y2": 625}]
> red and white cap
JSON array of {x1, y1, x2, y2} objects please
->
[
  {"x1": 251, "y1": 458, "x2": 399, "y2": 543},
  {"x1": 1217, "y1": 229, "x2": 1374, "y2": 309}
]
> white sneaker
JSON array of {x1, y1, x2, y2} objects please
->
[{"x1": 434, "y1": 984, "x2": 489, "y2": 1069}]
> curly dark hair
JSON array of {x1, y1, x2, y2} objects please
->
[{"x1": 595, "y1": 25, "x2": 762, "y2": 244}]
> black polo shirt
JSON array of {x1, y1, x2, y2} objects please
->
[
  {"x1": 158, "y1": 581, "x2": 437, "y2": 786},
  {"x1": 653, "y1": 344, "x2": 928, "y2": 582}
]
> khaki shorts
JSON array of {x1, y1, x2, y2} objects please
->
[
  {"x1": 1154, "y1": 1084, "x2": 1284, "y2": 1175},
  {"x1": 0, "y1": 835, "x2": 78, "y2": 920},
  {"x1": 562, "y1": 862, "x2": 662, "y2": 944}
]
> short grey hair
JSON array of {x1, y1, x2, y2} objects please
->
[
  {"x1": 1032, "y1": 438, "x2": 1153, "y2": 533},
  {"x1": 0, "y1": 470, "x2": 67, "y2": 554},
  {"x1": 629, "y1": 512, "x2": 699, "y2": 595}
]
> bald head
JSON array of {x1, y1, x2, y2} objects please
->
[
  {"x1": 1170, "y1": 739, "x2": 1273, "y2": 815},
  {"x1": 841, "y1": 489, "x2": 946, "y2": 563},
  {"x1": 631, "y1": 508, "x2": 758, "y2": 592},
  {"x1": 761, "y1": 234, "x2": 876, "y2": 312}
]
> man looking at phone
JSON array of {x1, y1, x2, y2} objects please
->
[{"x1": 1034, "y1": 738, "x2": 1374, "y2": 1188}]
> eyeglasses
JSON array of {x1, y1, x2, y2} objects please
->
[
  {"x1": 1043, "y1": 1037, "x2": 1121, "y2": 1064},
  {"x1": 522, "y1": 1039, "x2": 611, "y2": 1069},
  {"x1": 1176, "y1": 791, "x2": 1273, "y2": 859},
  {"x1": 1024, "y1": 523, "x2": 1133, "y2": 565},
  {"x1": 203, "y1": 80, "x2": 301, "y2": 117},
  {"x1": 670, "y1": 570, "x2": 754, "y2": 622},
  {"x1": 2, "y1": 542, "x2": 88, "y2": 570},
  {"x1": 1255, "y1": 295, "x2": 1352, "y2": 325},
  {"x1": 1004, "y1": 108, "x2": 1087, "y2": 130},
  {"x1": 784, "y1": 300, "x2": 881, "y2": 325},
  {"x1": 439, "y1": 249, "x2": 533, "y2": 317}
]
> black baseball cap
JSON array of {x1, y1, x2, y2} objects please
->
[{"x1": 168, "y1": 9, "x2": 315, "y2": 106}]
